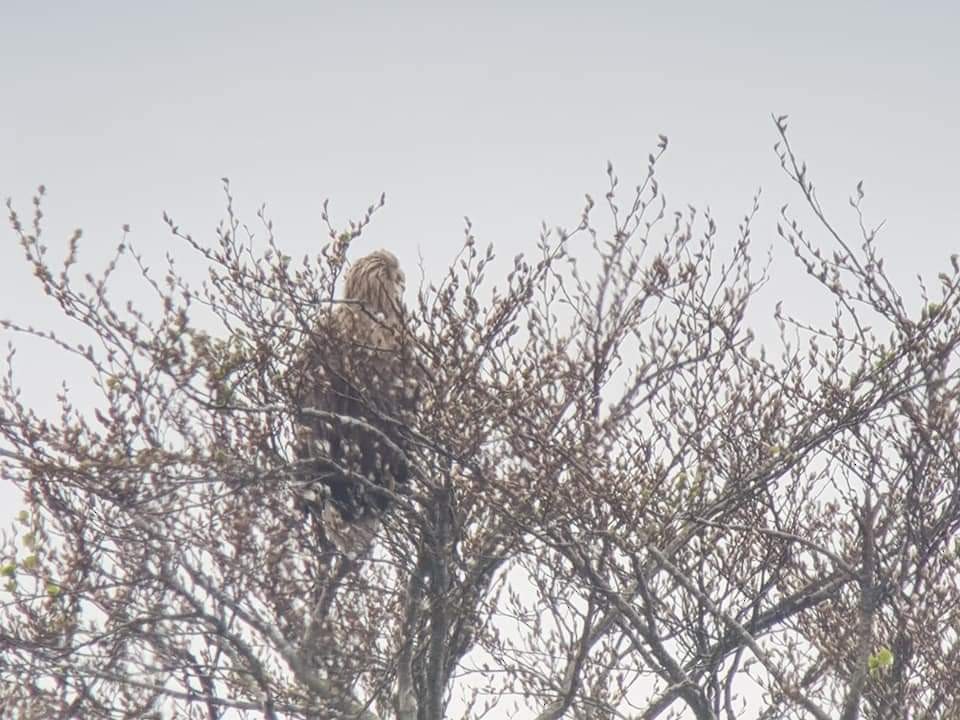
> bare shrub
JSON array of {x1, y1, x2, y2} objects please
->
[{"x1": 2, "y1": 118, "x2": 958, "y2": 719}]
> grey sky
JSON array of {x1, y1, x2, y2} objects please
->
[{"x1": 1, "y1": 0, "x2": 958, "y2": 540}]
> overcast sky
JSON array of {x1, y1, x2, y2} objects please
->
[{"x1": 2, "y1": 0, "x2": 958, "y2": 535}]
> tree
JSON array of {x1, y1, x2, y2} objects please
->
[{"x1": 2, "y1": 117, "x2": 959, "y2": 720}]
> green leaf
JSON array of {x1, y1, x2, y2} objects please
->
[
  {"x1": 0, "y1": 562, "x2": 15, "y2": 577},
  {"x1": 869, "y1": 647, "x2": 894, "y2": 674},
  {"x1": 45, "y1": 582, "x2": 60, "y2": 598},
  {"x1": 22, "y1": 555, "x2": 37, "y2": 570}
]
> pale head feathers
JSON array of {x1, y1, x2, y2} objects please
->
[{"x1": 342, "y1": 250, "x2": 406, "y2": 325}]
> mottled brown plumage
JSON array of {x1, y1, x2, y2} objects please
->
[{"x1": 294, "y1": 250, "x2": 417, "y2": 555}]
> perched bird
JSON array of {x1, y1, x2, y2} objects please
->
[{"x1": 294, "y1": 250, "x2": 417, "y2": 556}]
